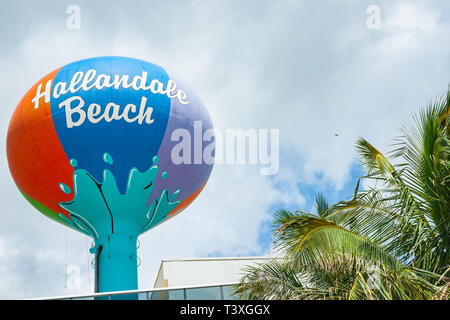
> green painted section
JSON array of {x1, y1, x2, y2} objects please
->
[{"x1": 19, "y1": 189, "x2": 72, "y2": 229}]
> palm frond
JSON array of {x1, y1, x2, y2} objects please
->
[
  {"x1": 272, "y1": 210, "x2": 401, "y2": 271},
  {"x1": 237, "y1": 87, "x2": 450, "y2": 300}
]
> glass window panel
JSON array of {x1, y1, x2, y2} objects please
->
[
  {"x1": 149, "y1": 288, "x2": 185, "y2": 300},
  {"x1": 168, "y1": 289, "x2": 185, "y2": 300},
  {"x1": 185, "y1": 286, "x2": 221, "y2": 300},
  {"x1": 222, "y1": 285, "x2": 238, "y2": 300},
  {"x1": 149, "y1": 289, "x2": 169, "y2": 300},
  {"x1": 137, "y1": 292, "x2": 148, "y2": 300}
]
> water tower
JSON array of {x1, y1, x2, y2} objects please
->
[{"x1": 6, "y1": 57, "x2": 214, "y2": 296}]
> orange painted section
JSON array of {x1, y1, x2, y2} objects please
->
[
  {"x1": 165, "y1": 180, "x2": 208, "y2": 222},
  {"x1": 6, "y1": 68, "x2": 74, "y2": 218}
]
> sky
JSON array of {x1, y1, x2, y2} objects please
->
[{"x1": 0, "y1": 0, "x2": 449, "y2": 299}]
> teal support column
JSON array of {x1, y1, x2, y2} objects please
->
[{"x1": 91, "y1": 233, "x2": 138, "y2": 299}]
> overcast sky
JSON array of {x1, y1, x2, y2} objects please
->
[{"x1": 0, "y1": 0, "x2": 449, "y2": 299}]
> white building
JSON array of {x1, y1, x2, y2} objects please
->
[{"x1": 154, "y1": 256, "x2": 272, "y2": 288}]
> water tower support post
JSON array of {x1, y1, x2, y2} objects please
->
[{"x1": 92, "y1": 233, "x2": 138, "y2": 298}]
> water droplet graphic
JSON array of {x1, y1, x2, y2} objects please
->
[
  {"x1": 152, "y1": 155, "x2": 160, "y2": 164},
  {"x1": 103, "y1": 153, "x2": 113, "y2": 165},
  {"x1": 171, "y1": 189, "x2": 181, "y2": 199},
  {"x1": 161, "y1": 171, "x2": 168, "y2": 179},
  {"x1": 70, "y1": 158, "x2": 78, "y2": 168},
  {"x1": 59, "y1": 183, "x2": 71, "y2": 194}
]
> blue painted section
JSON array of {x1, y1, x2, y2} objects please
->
[{"x1": 51, "y1": 56, "x2": 171, "y2": 194}]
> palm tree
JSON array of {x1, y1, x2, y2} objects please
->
[{"x1": 235, "y1": 88, "x2": 450, "y2": 300}]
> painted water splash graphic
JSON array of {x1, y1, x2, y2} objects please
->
[{"x1": 57, "y1": 153, "x2": 181, "y2": 238}]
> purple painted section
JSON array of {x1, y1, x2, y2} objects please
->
[{"x1": 147, "y1": 74, "x2": 214, "y2": 206}]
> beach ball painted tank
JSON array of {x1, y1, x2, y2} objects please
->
[{"x1": 6, "y1": 56, "x2": 214, "y2": 241}]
